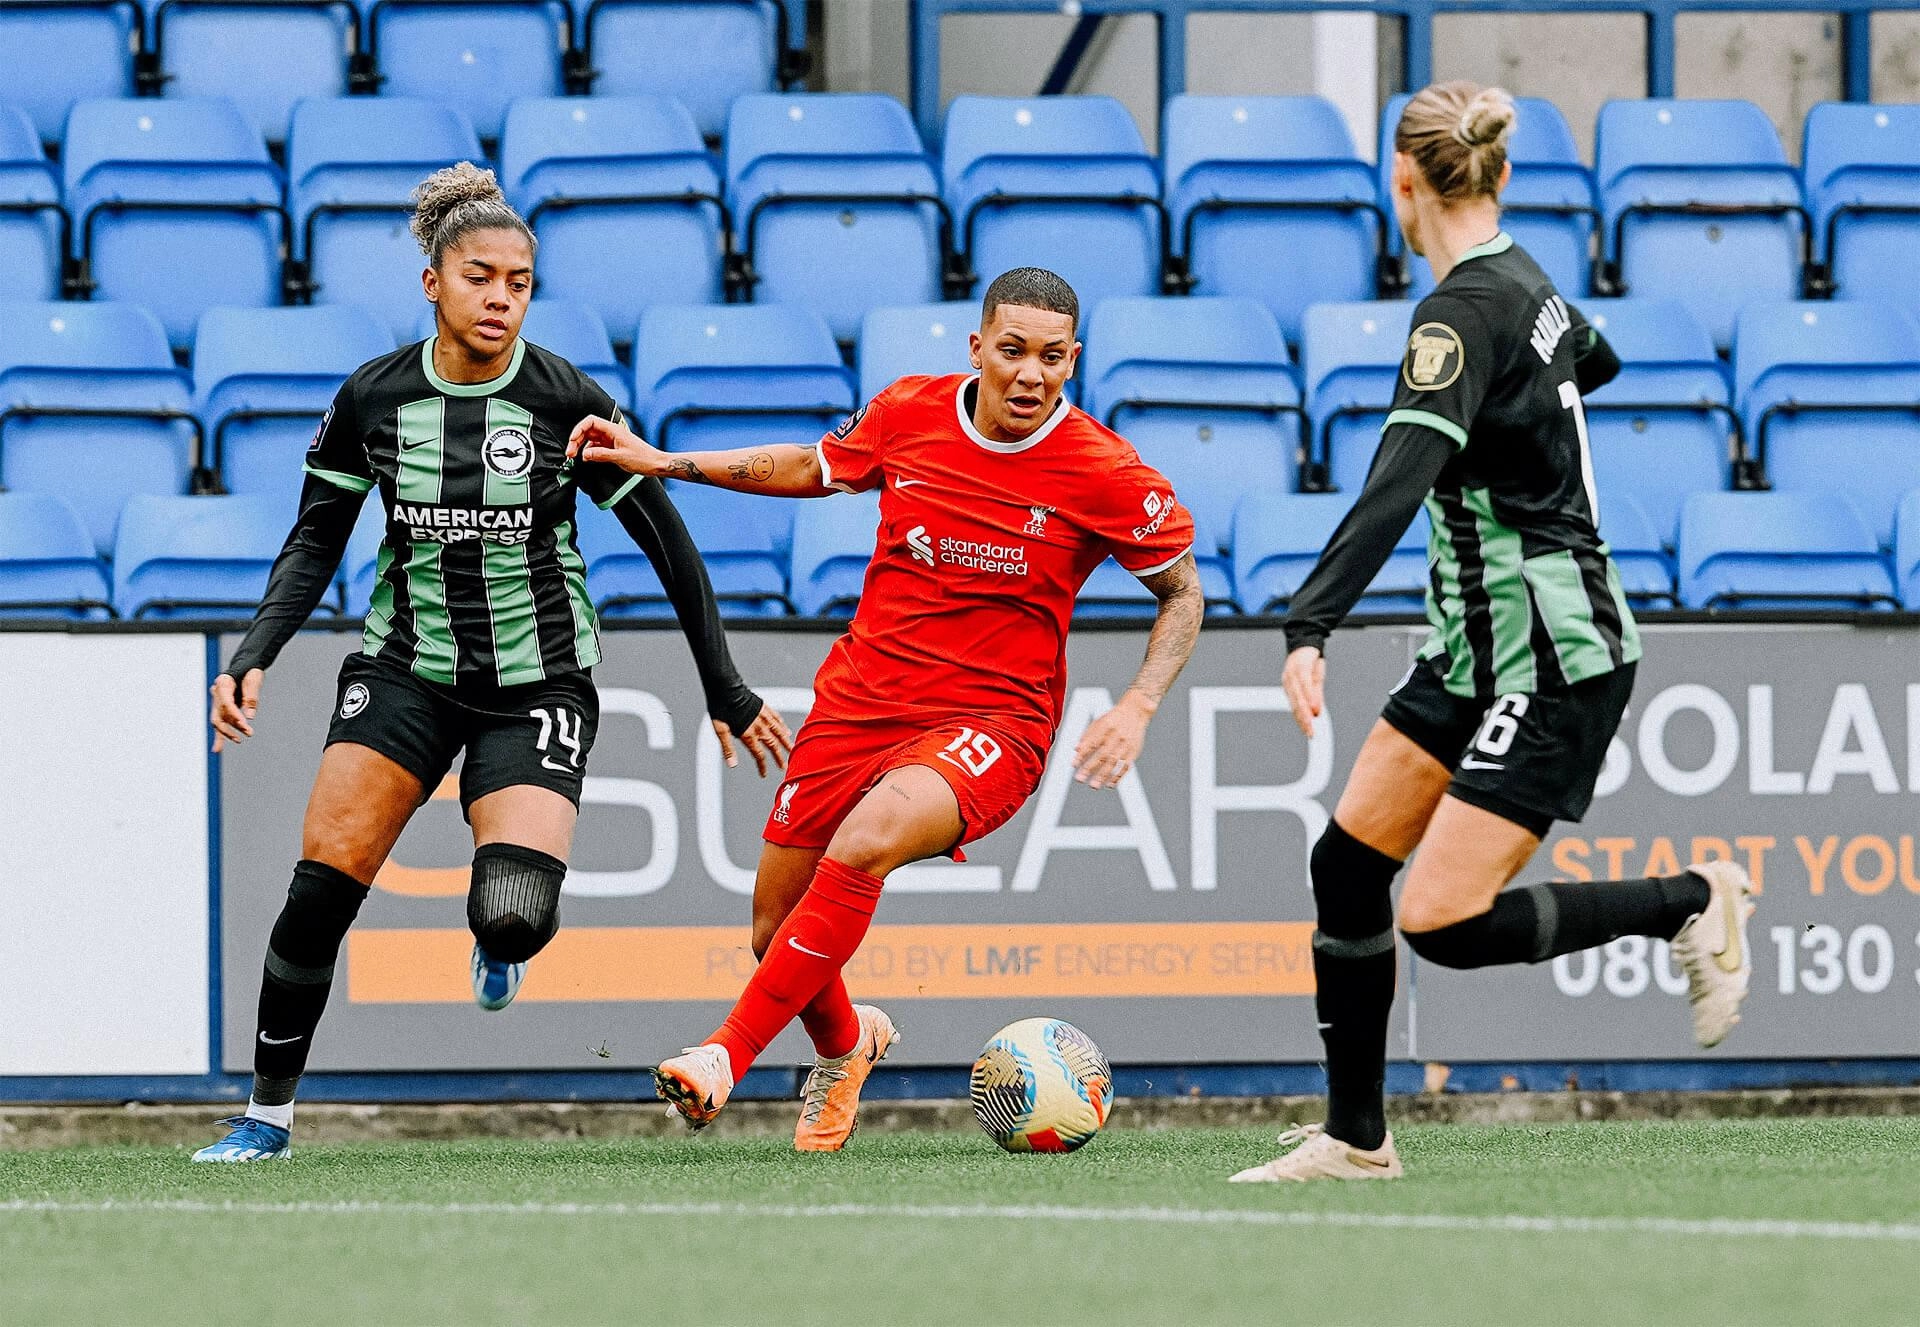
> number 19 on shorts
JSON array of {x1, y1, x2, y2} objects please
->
[{"x1": 937, "y1": 727, "x2": 1002, "y2": 778}]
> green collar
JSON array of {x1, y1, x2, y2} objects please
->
[
  {"x1": 422, "y1": 336, "x2": 525, "y2": 397},
  {"x1": 1455, "y1": 230, "x2": 1514, "y2": 265}
]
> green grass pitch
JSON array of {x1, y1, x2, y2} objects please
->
[{"x1": 3, "y1": 1118, "x2": 1916, "y2": 1325}]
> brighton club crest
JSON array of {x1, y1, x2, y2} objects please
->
[{"x1": 1024, "y1": 505, "x2": 1054, "y2": 538}]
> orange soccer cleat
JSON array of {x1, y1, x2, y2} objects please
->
[
  {"x1": 653, "y1": 1043, "x2": 734, "y2": 1131},
  {"x1": 793, "y1": 1005, "x2": 900, "y2": 1152}
]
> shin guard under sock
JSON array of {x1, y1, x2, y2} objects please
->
[
  {"x1": 798, "y1": 974, "x2": 862, "y2": 1061},
  {"x1": 1309, "y1": 822, "x2": 1404, "y2": 1152},
  {"x1": 252, "y1": 860, "x2": 369, "y2": 1106},
  {"x1": 1404, "y1": 872, "x2": 1712, "y2": 969}
]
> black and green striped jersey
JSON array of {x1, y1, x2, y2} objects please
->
[
  {"x1": 1386, "y1": 233, "x2": 1641, "y2": 697},
  {"x1": 304, "y1": 338, "x2": 641, "y2": 687}
]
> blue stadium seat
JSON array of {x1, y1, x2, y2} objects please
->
[
  {"x1": 521, "y1": 300, "x2": 629, "y2": 413},
  {"x1": 0, "y1": 491, "x2": 112, "y2": 619},
  {"x1": 501, "y1": 96, "x2": 725, "y2": 340},
  {"x1": 341, "y1": 495, "x2": 385, "y2": 617},
  {"x1": 112, "y1": 493, "x2": 286, "y2": 619},
  {"x1": 1300, "y1": 300, "x2": 1415, "y2": 492},
  {"x1": 195, "y1": 304, "x2": 392, "y2": 515},
  {"x1": 1598, "y1": 493, "x2": 1676, "y2": 609},
  {"x1": 64, "y1": 97, "x2": 285, "y2": 349},
  {"x1": 1164, "y1": 95, "x2": 1381, "y2": 343},
  {"x1": 0, "y1": 106, "x2": 64, "y2": 301},
  {"x1": 1381, "y1": 94, "x2": 1594, "y2": 300},
  {"x1": 1232, "y1": 490, "x2": 1429, "y2": 615},
  {"x1": 368, "y1": 1, "x2": 567, "y2": 142},
  {"x1": 0, "y1": 2, "x2": 136, "y2": 145},
  {"x1": 943, "y1": 96, "x2": 1164, "y2": 310},
  {"x1": 1083, "y1": 297, "x2": 1302, "y2": 546},
  {"x1": 576, "y1": 482, "x2": 792, "y2": 619},
  {"x1": 0, "y1": 300, "x2": 198, "y2": 553},
  {"x1": 856, "y1": 301, "x2": 977, "y2": 402},
  {"x1": 1075, "y1": 514, "x2": 1236, "y2": 618},
  {"x1": 155, "y1": 1, "x2": 355, "y2": 144},
  {"x1": 1578, "y1": 297, "x2": 1734, "y2": 544},
  {"x1": 289, "y1": 97, "x2": 482, "y2": 342},
  {"x1": 1679, "y1": 491, "x2": 1894, "y2": 611},
  {"x1": 790, "y1": 487, "x2": 880, "y2": 617},
  {"x1": 727, "y1": 93, "x2": 945, "y2": 343},
  {"x1": 580, "y1": 1, "x2": 785, "y2": 142},
  {"x1": 1802, "y1": 103, "x2": 1920, "y2": 313},
  {"x1": 634, "y1": 302, "x2": 852, "y2": 450},
  {"x1": 1895, "y1": 490, "x2": 1920, "y2": 610},
  {"x1": 1595, "y1": 99, "x2": 1804, "y2": 350},
  {"x1": 1734, "y1": 301, "x2": 1920, "y2": 547}
]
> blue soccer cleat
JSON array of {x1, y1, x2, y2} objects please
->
[
  {"x1": 191, "y1": 1116, "x2": 291, "y2": 1163},
  {"x1": 471, "y1": 943, "x2": 526, "y2": 1011}
]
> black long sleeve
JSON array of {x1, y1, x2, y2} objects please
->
[
  {"x1": 223, "y1": 476, "x2": 363, "y2": 678},
  {"x1": 609, "y1": 478, "x2": 763, "y2": 734},
  {"x1": 1282, "y1": 425, "x2": 1456, "y2": 655},
  {"x1": 1570, "y1": 309, "x2": 1621, "y2": 396}
]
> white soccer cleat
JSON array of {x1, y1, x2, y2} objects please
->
[
  {"x1": 1228, "y1": 1124, "x2": 1403, "y2": 1183},
  {"x1": 1670, "y1": 859, "x2": 1756, "y2": 1048},
  {"x1": 653, "y1": 1043, "x2": 734, "y2": 1131}
]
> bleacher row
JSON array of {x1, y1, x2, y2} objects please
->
[
  {"x1": 7, "y1": 89, "x2": 1920, "y2": 356},
  {"x1": 5, "y1": 287, "x2": 1920, "y2": 622}
]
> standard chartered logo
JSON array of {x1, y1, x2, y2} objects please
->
[{"x1": 904, "y1": 524, "x2": 1029, "y2": 576}]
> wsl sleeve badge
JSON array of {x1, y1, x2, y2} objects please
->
[{"x1": 970, "y1": 1018, "x2": 1113, "y2": 1153}]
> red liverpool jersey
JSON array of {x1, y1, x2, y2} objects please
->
[{"x1": 807, "y1": 373, "x2": 1194, "y2": 749}]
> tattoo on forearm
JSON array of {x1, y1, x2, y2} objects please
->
[
  {"x1": 1129, "y1": 555, "x2": 1204, "y2": 706},
  {"x1": 665, "y1": 457, "x2": 712, "y2": 485},
  {"x1": 726, "y1": 452, "x2": 778, "y2": 484}
]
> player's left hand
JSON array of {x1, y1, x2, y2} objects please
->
[
  {"x1": 712, "y1": 702, "x2": 794, "y2": 777},
  {"x1": 1074, "y1": 691, "x2": 1154, "y2": 790}
]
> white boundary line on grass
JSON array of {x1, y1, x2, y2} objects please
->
[{"x1": 3, "y1": 1199, "x2": 1918, "y2": 1242}]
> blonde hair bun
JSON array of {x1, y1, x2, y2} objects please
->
[
  {"x1": 1396, "y1": 81, "x2": 1516, "y2": 201},
  {"x1": 409, "y1": 162, "x2": 534, "y2": 266},
  {"x1": 1457, "y1": 87, "x2": 1517, "y2": 149}
]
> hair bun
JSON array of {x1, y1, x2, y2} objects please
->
[
  {"x1": 409, "y1": 162, "x2": 508, "y2": 256},
  {"x1": 1456, "y1": 88, "x2": 1516, "y2": 148}
]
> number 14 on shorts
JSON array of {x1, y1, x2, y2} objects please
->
[{"x1": 937, "y1": 727, "x2": 1002, "y2": 778}]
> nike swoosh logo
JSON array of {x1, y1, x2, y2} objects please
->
[
  {"x1": 400, "y1": 434, "x2": 431, "y2": 450},
  {"x1": 894, "y1": 478, "x2": 929, "y2": 488},
  {"x1": 1713, "y1": 887, "x2": 1745, "y2": 974},
  {"x1": 540, "y1": 755, "x2": 575, "y2": 774},
  {"x1": 788, "y1": 937, "x2": 830, "y2": 959},
  {"x1": 1458, "y1": 755, "x2": 1505, "y2": 771},
  {"x1": 259, "y1": 1032, "x2": 303, "y2": 1045},
  {"x1": 1346, "y1": 1150, "x2": 1395, "y2": 1170}
]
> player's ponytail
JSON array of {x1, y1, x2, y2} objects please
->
[
  {"x1": 1395, "y1": 81, "x2": 1516, "y2": 202},
  {"x1": 409, "y1": 162, "x2": 537, "y2": 268}
]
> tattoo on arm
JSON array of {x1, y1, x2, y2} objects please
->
[
  {"x1": 665, "y1": 457, "x2": 711, "y2": 485},
  {"x1": 1128, "y1": 554, "x2": 1204, "y2": 707},
  {"x1": 726, "y1": 452, "x2": 778, "y2": 484}
]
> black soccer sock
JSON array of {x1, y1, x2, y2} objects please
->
[
  {"x1": 252, "y1": 859, "x2": 370, "y2": 1106},
  {"x1": 1403, "y1": 872, "x2": 1711, "y2": 970},
  {"x1": 1309, "y1": 822, "x2": 1403, "y2": 1152}
]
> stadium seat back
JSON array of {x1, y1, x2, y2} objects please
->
[
  {"x1": 856, "y1": 302, "x2": 977, "y2": 402},
  {"x1": 1301, "y1": 300, "x2": 1414, "y2": 492},
  {"x1": 1597, "y1": 493, "x2": 1676, "y2": 608},
  {"x1": 1232, "y1": 490, "x2": 1426, "y2": 614},
  {"x1": 289, "y1": 98, "x2": 482, "y2": 340},
  {"x1": 113, "y1": 493, "x2": 284, "y2": 618},
  {"x1": 1596, "y1": 99, "x2": 1803, "y2": 349},
  {"x1": 502, "y1": 96, "x2": 725, "y2": 334},
  {"x1": 727, "y1": 93, "x2": 943, "y2": 342},
  {"x1": 0, "y1": 106, "x2": 64, "y2": 301},
  {"x1": 0, "y1": 1, "x2": 136, "y2": 144},
  {"x1": 341, "y1": 495, "x2": 387, "y2": 616},
  {"x1": 943, "y1": 96, "x2": 1163, "y2": 310},
  {"x1": 578, "y1": 483, "x2": 792, "y2": 619},
  {"x1": 0, "y1": 491, "x2": 112, "y2": 619},
  {"x1": 1895, "y1": 489, "x2": 1920, "y2": 609},
  {"x1": 370, "y1": 1, "x2": 567, "y2": 141},
  {"x1": 0, "y1": 300, "x2": 197, "y2": 552},
  {"x1": 790, "y1": 488, "x2": 881, "y2": 616},
  {"x1": 158, "y1": 1, "x2": 355, "y2": 143},
  {"x1": 634, "y1": 303, "x2": 853, "y2": 446},
  {"x1": 584, "y1": 0, "x2": 783, "y2": 141},
  {"x1": 63, "y1": 98, "x2": 286, "y2": 348},
  {"x1": 195, "y1": 304, "x2": 392, "y2": 513},
  {"x1": 517, "y1": 301, "x2": 631, "y2": 412},
  {"x1": 1803, "y1": 103, "x2": 1920, "y2": 310},
  {"x1": 1075, "y1": 507, "x2": 1235, "y2": 617},
  {"x1": 1165, "y1": 95, "x2": 1379, "y2": 341},
  {"x1": 1680, "y1": 490, "x2": 1894, "y2": 610}
]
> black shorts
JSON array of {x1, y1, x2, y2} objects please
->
[
  {"x1": 324, "y1": 652, "x2": 600, "y2": 817},
  {"x1": 1380, "y1": 658, "x2": 1636, "y2": 837}
]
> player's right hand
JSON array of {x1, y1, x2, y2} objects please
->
[
  {"x1": 210, "y1": 668, "x2": 263, "y2": 753},
  {"x1": 569, "y1": 414, "x2": 665, "y2": 477},
  {"x1": 1281, "y1": 646, "x2": 1325, "y2": 739}
]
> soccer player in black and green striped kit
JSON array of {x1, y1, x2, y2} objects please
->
[
  {"x1": 1231, "y1": 84, "x2": 1757, "y2": 1183},
  {"x1": 194, "y1": 164, "x2": 792, "y2": 1162}
]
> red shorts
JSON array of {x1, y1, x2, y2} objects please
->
[{"x1": 762, "y1": 714, "x2": 1048, "y2": 855}]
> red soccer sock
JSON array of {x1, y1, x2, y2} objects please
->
[
  {"x1": 798, "y1": 974, "x2": 861, "y2": 1060},
  {"x1": 711, "y1": 858, "x2": 884, "y2": 1080}
]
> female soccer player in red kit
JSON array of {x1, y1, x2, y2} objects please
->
[{"x1": 571, "y1": 268, "x2": 1204, "y2": 1149}]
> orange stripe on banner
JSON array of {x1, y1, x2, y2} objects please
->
[{"x1": 346, "y1": 922, "x2": 1317, "y2": 1004}]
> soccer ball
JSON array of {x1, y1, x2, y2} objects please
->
[{"x1": 969, "y1": 1018, "x2": 1112, "y2": 1153}]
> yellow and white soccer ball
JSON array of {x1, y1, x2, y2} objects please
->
[{"x1": 969, "y1": 1017, "x2": 1113, "y2": 1153}]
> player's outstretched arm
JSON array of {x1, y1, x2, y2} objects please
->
[
  {"x1": 1073, "y1": 553, "x2": 1205, "y2": 790},
  {"x1": 569, "y1": 415, "x2": 832, "y2": 498},
  {"x1": 211, "y1": 475, "x2": 364, "y2": 752}
]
